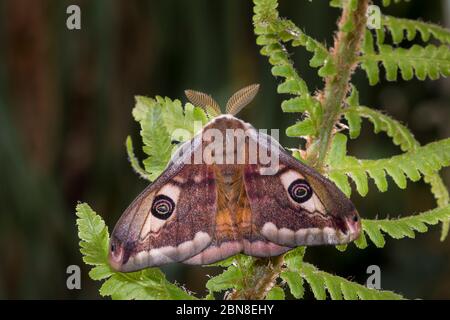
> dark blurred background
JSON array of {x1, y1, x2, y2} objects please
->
[{"x1": 0, "y1": 0, "x2": 449, "y2": 299}]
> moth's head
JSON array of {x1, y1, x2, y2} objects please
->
[
  {"x1": 327, "y1": 197, "x2": 361, "y2": 243},
  {"x1": 109, "y1": 235, "x2": 126, "y2": 271}
]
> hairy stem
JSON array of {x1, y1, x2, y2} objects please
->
[
  {"x1": 228, "y1": 255, "x2": 285, "y2": 300},
  {"x1": 309, "y1": 0, "x2": 369, "y2": 171},
  {"x1": 236, "y1": 0, "x2": 370, "y2": 300}
]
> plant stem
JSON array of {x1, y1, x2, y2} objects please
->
[
  {"x1": 236, "y1": 0, "x2": 370, "y2": 300},
  {"x1": 310, "y1": 0, "x2": 369, "y2": 171},
  {"x1": 228, "y1": 255, "x2": 285, "y2": 300}
]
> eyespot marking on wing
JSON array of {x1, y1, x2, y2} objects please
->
[
  {"x1": 280, "y1": 170, "x2": 326, "y2": 214},
  {"x1": 140, "y1": 183, "x2": 181, "y2": 239}
]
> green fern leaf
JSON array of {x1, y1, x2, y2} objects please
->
[
  {"x1": 132, "y1": 95, "x2": 154, "y2": 122},
  {"x1": 360, "y1": 31, "x2": 380, "y2": 85},
  {"x1": 382, "y1": 0, "x2": 411, "y2": 7},
  {"x1": 354, "y1": 229, "x2": 369, "y2": 249},
  {"x1": 302, "y1": 267, "x2": 327, "y2": 300},
  {"x1": 132, "y1": 96, "x2": 173, "y2": 180},
  {"x1": 141, "y1": 106, "x2": 174, "y2": 181},
  {"x1": 342, "y1": 87, "x2": 449, "y2": 239},
  {"x1": 281, "y1": 271, "x2": 304, "y2": 299},
  {"x1": 359, "y1": 206, "x2": 450, "y2": 248},
  {"x1": 125, "y1": 136, "x2": 152, "y2": 181},
  {"x1": 343, "y1": 85, "x2": 362, "y2": 139},
  {"x1": 344, "y1": 109, "x2": 362, "y2": 139},
  {"x1": 130, "y1": 95, "x2": 208, "y2": 181},
  {"x1": 205, "y1": 255, "x2": 255, "y2": 296},
  {"x1": 347, "y1": 106, "x2": 417, "y2": 151},
  {"x1": 254, "y1": 2, "x2": 334, "y2": 77},
  {"x1": 361, "y1": 221, "x2": 386, "y2": 248},
  {"x1": 361, "y1": 31, "x2": 450, "y2": 84},
  {"x1": 329, "y1": 0, "x2": 358, "y2": 11},
  {"x1": 76, "y1": 203, "x2": 110, "y2": 269},
  {"x1": 329, "y1": 172, "x2": 352, "y2": 197},
  {"x1": 294, "y1": 262, "x2": 404, "y2": 300},
  {"x1": 284, "y1": 246, "x2": 306, "y2": 269},
  {"x1": 266, "y1": 286, "x2": 285, "y2": 300},
  {"x1": 76, "y1": 203, "x2": 195, "y2": 300},
  {"x1": 328, "y1": 136, "x2": 450, "y2": 195},
  {"x1": 344, "y1": 95, "x2": 418, "y2": 152},
  {"x1": 286, "y1": 118, "x2": 316, "y2": 137},
  {"x1": 100, "y1": 269, "x2": 195, "y2": 300},
  {"x1": 382, "y1": 16, "x2": 450, "y2": 45},
  {"x1": 206, "y1": 266, "x2": 245, "y2": 293},
  {"x1": 160, "y1": 98, "x2": 208, "y2": 138},
  {"x1": 254, "y1": 0, "x2": 325, "y2": 141},
  {"x1": 424, "y1": 174, "x2": 450, "y2": 240}
]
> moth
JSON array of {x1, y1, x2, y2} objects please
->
[{"x1": 109, "y1": 84, "x2": 361, "y2": 272}]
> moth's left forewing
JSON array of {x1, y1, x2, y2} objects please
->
[{"x1": 109, "y1": 161, "x2": 217, "y2": 272}]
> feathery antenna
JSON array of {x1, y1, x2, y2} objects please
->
[
  {"x1": 185, "y1": 84, "x2": 260, "y2": 118},
  {"x1": 225, "y1": 84, "x2": 260, "y2": 116},
  {"x1": 184, "y1": 90, "x2": 222, "y2": 118}
]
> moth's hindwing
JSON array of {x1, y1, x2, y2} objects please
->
[{"x1": 183, "y1": 167, "x2": 291, "y2": 265}]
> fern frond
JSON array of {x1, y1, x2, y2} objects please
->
[
  {"x1": 253, "y1": 0, "x2": 325, "y2": 139},
  {"x1": 141, "y1": 105, "x2": 174, "y2": 181},
  {"x1": 382, "y1": 16, "x2": 450, "y2": 45},
  {"x1": 206, "y1": 266, "x2": 245, "y2": 293},
  {"x1": 76, "y1": 203, "x2": 110, "y2": 274},
  {"x1": 357, "y1": 206, "x2": 450, "y2": 249},
  {"x1": 424, "y1": 174, "x2": 450, "y2": 240},
  {"x1": 280, "y1": 271, "x2": 304, "y2": 299},
  {"x1": 130, "y1": 96, "x2": 208, "y2": 181},
  {"x1": 342, "y1": 87, "x2": 450, "y2": 238},
  {"x1": 100, "y1": 269, "x2": 196, "y2": 300},
  {"x1": 282, "y1": 20, "x2": 336, "y2": 77},
  {"x1": 381, "y1": 0, "x2": 411, "y2": 7},
  {"x1": 344, "y1": 106, "x2": 418, "y2": 151},
  {"x1": 254, "y1": 0, "x2": 309, "y2": 97},
  {"x1": 159, "y1": 98, "x2": 208, "y2": 136},
  {"x1": 266, "y1": 286, "x2": 286, "y2": 300},
  {"x1": 76, "y1": 203, "x2": 195, "y2": 300},
  {"x1": 284, "y1": 254, "x2": 404, "y2": 300},
  {"x1": 254, "y1": 1, "x2": 334, "y2": 77},
  {"x1": 329, "y1": 0, "x2": 358, "y2": 10},
  {"x1": 205, "y1": 255, "x2": 254, "y2": 296},
  {"x1": 360, "y1": 31, "x2": 450, "y2": 85},
  {"x1": 301, "y1": 262, "x2": 403, "y2": 299},
  {"x1": 282, "y1": 247, "x2": 306, "y2": 299},
  {"x1": 327, "y1": 134, "x2": 450, "y2": 196},
  {"x1": 125, "y1": 136, "x2": 152, "y2": 181}
]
